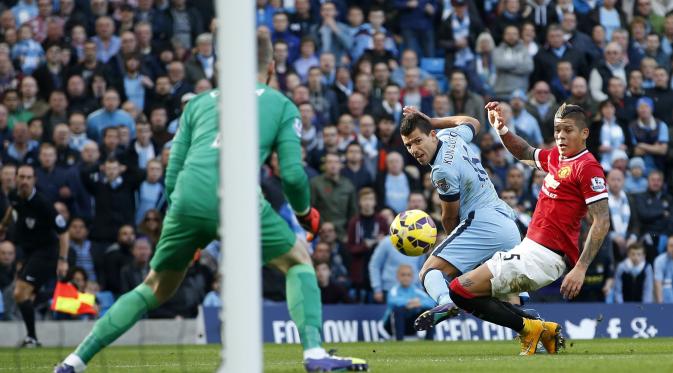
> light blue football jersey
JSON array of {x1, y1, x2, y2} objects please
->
[{"x1": 430, "y1": 126, "x2": 515, "y2": 222}]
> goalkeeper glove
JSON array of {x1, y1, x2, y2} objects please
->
[{"x1": 297, "y1": 207, "x2": 320, "y2": 236}]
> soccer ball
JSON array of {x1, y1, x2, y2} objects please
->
[{"x1": 389, "y1": 210, "x2": 437, "y2": 256}]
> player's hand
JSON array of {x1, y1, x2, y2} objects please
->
[
  {"x1": 485, "y1": 101, "x2": 503, "y2": 129},
  {"x1": 57, "y1": 259, "x2": 69, "y2": 281},
  {"x1": 297, "y1": 207, "x2": 321, "y2": 236},
  {"x1": 403, "y1": 106, "x2": 432, "y2": 122},
  {"x1": 560, "y1": 266, "x2": 586, "y2": 300}
]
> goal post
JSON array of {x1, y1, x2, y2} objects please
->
[{"x1": 216, "y1": 1, "x2": 261, "y2": 372}]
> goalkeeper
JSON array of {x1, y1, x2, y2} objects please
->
[{"x1": 56, "y1": 33, "x2": 367, "y2": 373}]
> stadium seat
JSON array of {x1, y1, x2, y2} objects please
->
[{"x1": 420, "y1": 58, "x2": 445, "y2": 76}]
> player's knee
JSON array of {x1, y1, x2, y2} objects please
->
[
  {"x1": 143, "y1": 270, "x2": 181, "y2": 304},
  {"x1": 448, "y1": 277, "x2": 475, "y2": 310}
]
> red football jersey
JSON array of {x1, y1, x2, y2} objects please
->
[{"x1": 527, "y1": 147, "x2": 608, "y2": 266}]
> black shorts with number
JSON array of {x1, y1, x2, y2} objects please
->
[{"x1": 19, "y1": 249, "x2": 57, "y2": 288}]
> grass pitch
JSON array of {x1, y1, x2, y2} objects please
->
[{"x1": 0, "y1": 338, "x2": 672, "y2": 372}]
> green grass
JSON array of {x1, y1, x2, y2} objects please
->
[{"x1": 1, "y1": 338, "x2": 673, "y2": 372}]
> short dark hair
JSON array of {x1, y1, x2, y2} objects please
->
[
  {"x1": 400, "y1": 112, "x2": 433, "y2": 136},
  {"x1": 627, "y1": 243, "x2": 644, "y2": 253},
  {"x1": 554, "y1": 103, "x2": 587, "y2": 129}
]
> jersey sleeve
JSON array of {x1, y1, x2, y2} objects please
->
[
  {"x1": 45, "y1": 198, "x2": 68, "y2": 234},
  {"x1": 436, "y1": 124, "x2": 475, "y2": 143},
  {"x1": 165, "y1": 95, "x2": 195, "y2": 199},
  {"x1": 276, "y1": 99, "x2": 311, "y2": 215},
  {"x1": 533, "y1": 147, "x2": 553, "y2": 172},
  {"x1": 431, "y1": 165, "x2": 460, "y2": 202},
  {"x1": 578, "y1": 161, "x2": 608, "y2": 205}
]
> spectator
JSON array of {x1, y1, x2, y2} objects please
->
[
  {"x1": 119, "y1": 236, "x2": 152, "y2": 294},
  {"x1": 362, "y1": 32, "x2": 397, "y2": 69},
  {"x1": 643, "y1": 33, "x2": 668, "y2": 68},
  {"x1": 202, "y1": 273, "x2": 221, "y2": 307},
  {"x1": 11, "y1": 0, "x2": 38, "y2": 27},
  {"x1": 288, "y1": 0, "x2": 314, "y2": 37},
  {"x1": 607, "y1": 169, "x2": 637, "y2": 260},
  {"x1": 588, "y1": 0, "x2": 627, "y2": 41},
  {"x1": 66, "y1": 75, "x2": 97, "y2": 115},
  {"x1": 32, "y1": 43, "x2": 67, "y2": 102},
  {"x1": 312, "y1": 240, "x2": 349, "y2": 288},
  {"x1": 629, "y1": 96, "x2": 668, "y2": 172},
  {"x1": 99, "y1": 127, "x2": 126, "y2": 164},
  {"x1": 550, "y1": 60, "x2": 574, "y2": 102},
  {"x1": 632, "y1": 170, "x2": 673, "y2": 263},
  {"x1": 560, "y1": 10, "x2": 599, "y2": 66},
  {"x1": 341, "y1": 142, "x2": 373, "y2": 191},
  {"x1": 35, "y1": 142, "x2": 71, "y2": 204},
  {"x1": 311, "y1": 152, "x2": 357, "y2": 239},
  {"x1": 346, "y1": 187, "x2": 387, "y2": 301},
  {"x1": 119, "y1": 54, "x2": 153, "y2": 112},
  {"x1": 446, "y1": 69, "x2": 486, "y2": 127},
  {"x1": 138, "y1": 209, "x2": 163, "y2": 247},
  {"x1": 500, "y1": 188, "x2": 531, "y2": 235},
  {"x1": 11, "y1": 24, "x2": 44, "y2": 75},
  {"x1": 505, "y1": 166, "x2": 535, "y2": 212},
  {"x1": 624, "y1": 156, "x2": 648, "y2": 194},
  {"x1": 383, "y1": 264, "x2": 435, "y2": 341},
  {"x1": 86, "y1": 89, "x2": 136, "y2": 142},
  {"x1": 166, "y1": 0, "x2": 205, "y2": 50},
  {"x1": 352, "y1": 6, "x2": 397, "y2": 62},
  {"x1": 4, "y1": 89, "x2": 32, "y2": 130},
  {"x1": 307, "y1": 66, "x2": 339, "y2": 125},
  {"x1": 357, "y1": 114, "x2": 379, "y2": 178},
  {"x1": 0, "y1": 241, "x2": 16, "y2": 294},
  {"x1": 135, "y1": 159, "x2": 166, "y2": 225},
  {"x1": 20, "y1": 76, "x2": 48, "y2": 119},
  {"x1": 315, "y1": 262, "x2": 352, "y2": 304},
  {"x1": 613, "y1": 243, "x2": 654, "y2": 303},
  {"x1": 645, "y1": 67, "x2": 673, "y2": 127},
  {"x1": 493, "y1": 25, "x2": 534, "y2": 99},
  {"x1": 292, "y1": 36, "x2": 319, "y2": 82},
  {"x1": 67, "y1": 112, "x2": 89, "y2": 152},
  {"x1": 185, "y1": 33, "x2": 215, "y2": 85},
  {"x1": 92, "y1": 16, "x2": 121, "y2": 64},
  {"x1": 589, "y1": 42, "x2": 627, "y2": 102},
  {"x1": 595, "y1": 100, "x2": 627, "y2": 170},
  {"x1": 437, "y1": 0, "x2": 482, "y2": 73},
  {"x1": 566, "y1": 76, "x2": 597, "y2": 119},
  {"x1": 127, "y1": 122, "x2": 159, "y2": 171},
  {"x1": 633, "y1": 0, "x2": 664, "y2": 34},
  {"x1": 4, "y1": 122, "x2": 38, "y2": 165},
  {"x1": 272, "y1": 12, "x2": 300, "y2": 63},
  {"x1": 532, "y1": 24, "x2": 588, "y2": 84},
  {"x1": 311, "y1": 2, "x2": 353, "y2": 61},
  {"x1": 525, "y1": 81, "x2": 559, "y2": 144},
  {"x1": 373, "y1": 83, "x2": 403, "y2": 125},
  {"x1": 390, "y1": 49, "x2": 431, "y2": 87},
  {"x1": 509, "y1": 89, "x2": 542, "y2": 147},
  {"x1": 272, "y1": 40, "x2": 295, "y2": 92},
  {"x1": 0, "y1": 52, "x2": 18, "y2": 97},
  {"x1": 375, "y1": 152, "x2": 420, "y2": 213},
  {"x1": 0, "y1": 104, "x2": 12, "y2": 147},
  {"x1": 148, "y1": 106, "x2": 172, "y2": 149},
  {"x1": 68, "y1": 217, "x2": 97, "y2": 283},
  {"x1": 81, "y1": 157, "x2": 143, "y2": 246},
  {"x1": 401, "y1": 68, "x2": 433, "y2": 116},
  {"x1": 101, "y1": 225, "x2": 136, "y2": 297},
  {"x1": 654, "y1": 236, "x2": 673, "y2": 303}
]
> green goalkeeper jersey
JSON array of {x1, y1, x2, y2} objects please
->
[{"x1": 165, "y1": 84, "x2": 310, "y2": 219}]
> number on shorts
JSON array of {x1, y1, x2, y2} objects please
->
[{"x1": 503, "y1": 254, "x2": 521, "y2": 261}]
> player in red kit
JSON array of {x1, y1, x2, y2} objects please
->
[{"x1": 445, "y1": 102, "x2": 611, "y2": 355}]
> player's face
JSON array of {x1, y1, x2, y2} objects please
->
[
  {"x1": 553, "y1": 118, "x2": 588, "y2": 157},
  {"x1": 17, "y1": 167, "x2": 35, "y2": 195},
  {"x1": 402, "y1": 128, "x2": 438, "y2": 166}
]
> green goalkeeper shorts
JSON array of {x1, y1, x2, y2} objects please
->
[{"x1": 150, "y1": 201, "x2": 296, "y2": 272}]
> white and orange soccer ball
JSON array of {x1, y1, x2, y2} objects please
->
[{"x1": 389, "y1": 210, "x2": 437, "y2": 256}]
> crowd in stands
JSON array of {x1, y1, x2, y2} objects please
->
[{"x1": 2, "y1": 0, "x2": 673, "y2": 323}]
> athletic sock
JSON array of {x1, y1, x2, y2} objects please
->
[
  {"x1": 449, "y1": 279, "x2": 524, "y2": 332},
  {"x1": 74, "y1": 283, "x2": 159, "y2": 363},
  {"x1": 285, "y1": 264, "x2": 323, "y2": 351},
  {"x1": 18, "y1": 300, "x2": 36, "y2": 339},
  {"x1": 501, "y1": 301, "x2": 539, "y2": 320},
  {"x1": 422, "y1": 269, "x2": 452, "y2": 305}
]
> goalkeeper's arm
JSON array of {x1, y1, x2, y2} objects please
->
[{"x1": 165, "y1": 101, "x2": 194, "y2": 199}]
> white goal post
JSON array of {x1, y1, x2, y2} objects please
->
[{"x1": 216, "y1": 1, "x2": 262, "y2": 372}]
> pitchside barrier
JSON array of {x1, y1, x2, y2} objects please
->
[{"x1": 202, "y1": 303, "x2": 673, "y2": 343}]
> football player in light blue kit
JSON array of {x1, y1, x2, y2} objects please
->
[{"x1": 400, "y1": 107, "x2": 528, "y2": 331}]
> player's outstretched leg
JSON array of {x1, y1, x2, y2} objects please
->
[
  {"x1": 269, "y1": 240, "x2": 368, "y2": 372},
  {"x1": 414, "y1": 258, "x2": 461, "y2": 331},
  {"x1": 54, "y1": 269, "x2": 186, "y2": 372},
  {"x1": 447, "y1": 265, "x2": 559, "y2": 356}
]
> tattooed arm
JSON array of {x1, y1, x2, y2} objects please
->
[
  {"x1": 578, "y1": 199, "x2": 611, "y2": 269},
  {"x1": 499, "y1": 132, "x2": 538, "y2": 168},
  {"x1": 560, "y1": 199, "x2": 611, "y2": 299}
]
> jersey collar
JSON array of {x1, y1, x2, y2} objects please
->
[
  {"x1": 429, "y1": 142, "x2": 442, "y2": 165},
  {"x1": 560, "y1": 148, "x2": 588, "y2": 161}
]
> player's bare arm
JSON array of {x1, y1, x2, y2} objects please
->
[
  {"x1": 403, "y1": 106, "x2": 481, "y2": 134},
  {"x1": 440, "y1": 199, "x2": 460, "y2": 235},
  {"x1": 485, "y1": 101, "x2": 537, "y2": 168},
  {"x1": 560, "y1": 199, "x2": 610, "y2": 299}
]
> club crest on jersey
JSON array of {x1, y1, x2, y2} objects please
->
[
  {"x1": 25, "y1": 217, "x2": 35, "y2": 229},
  {"x1": 557, "y1": 165, "x2": 572, "y2": 179},
  {"x1": 591, "y1": 177, "x2": 606, "y2": 192},
  {"x1": 435, "y1": 178, "x2": 450, "y2": 193}
]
